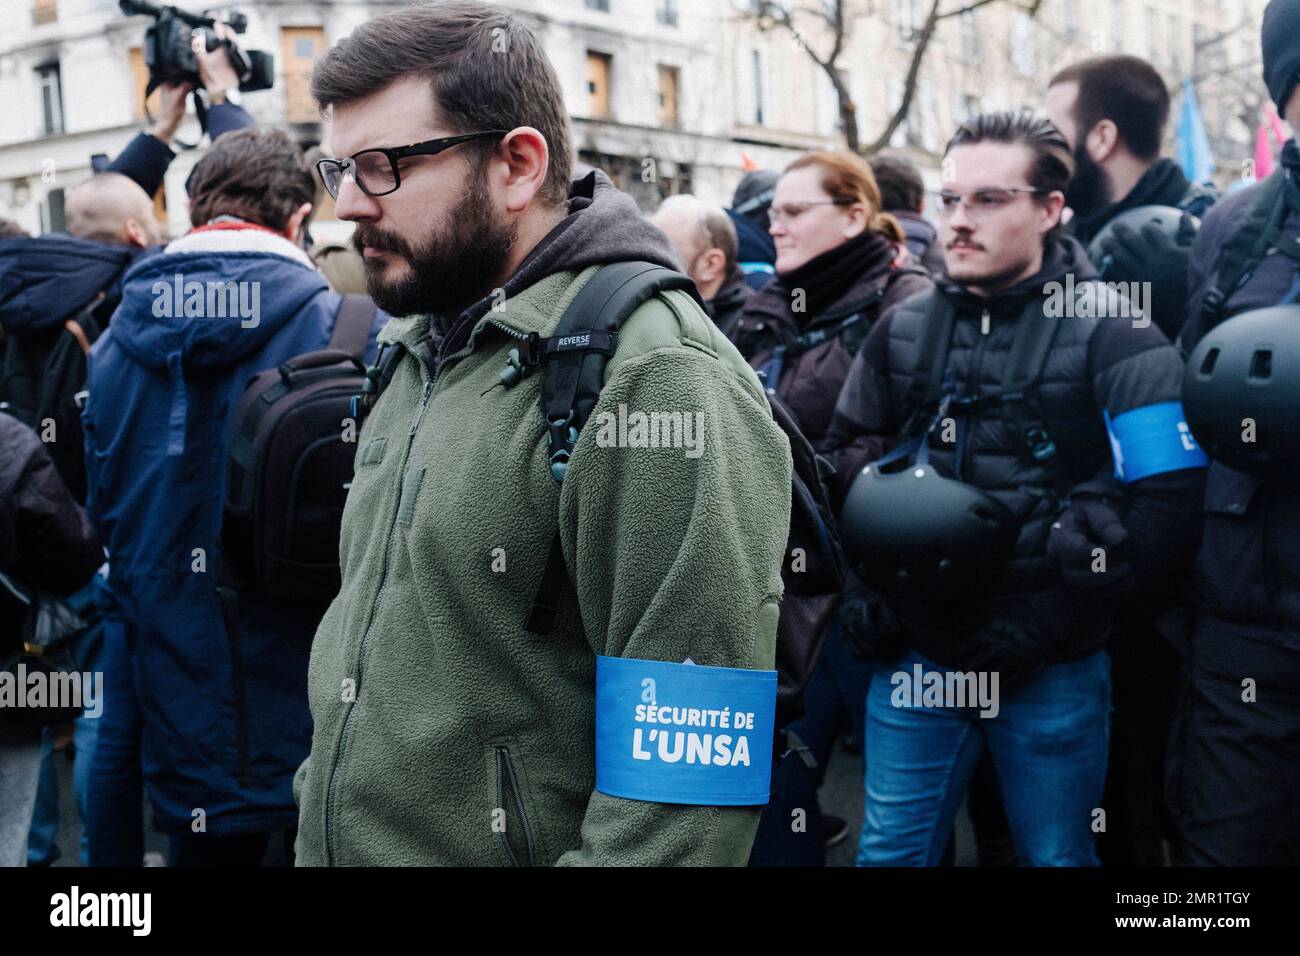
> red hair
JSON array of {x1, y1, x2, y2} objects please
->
[{"x1": 784, "y1": 151, "x2": 906, "y2": 244}]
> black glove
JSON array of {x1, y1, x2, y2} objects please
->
[
  {"x1": 1046, "y1": 495, "x2": 1134, "y2": 592},
  {"x1": 840, "y1": 584, "x2": 906, "y2": 662},
  {"x1": 961, "y1": 618, "x2": 1048, "y2": 690},
  {"x1": 1094, "y1": 213, "x2": 1197, "y2": 337}
]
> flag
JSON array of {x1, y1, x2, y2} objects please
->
[
  {"x1": 1177, "y1": 78, "x2": 1215, "y2": 184},
  {"x1": 740, "y1": 152, "x2": 758, "y2": 173},
  {"x1": 1256, "y1": 123, "x2": 1276, "y2": 180},
  {"x1": 1255, "y1": 106, "x2": 1290, "y2": 180}
]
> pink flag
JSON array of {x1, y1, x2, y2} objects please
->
[{"x1": 1256, "y1": 123, "x2": 1275, "y2": 179}]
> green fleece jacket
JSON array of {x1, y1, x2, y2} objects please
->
[{"x1": 293, "y1": 262, "x2": 792, "y2": 866}]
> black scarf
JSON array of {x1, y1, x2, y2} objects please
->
[
  {"x1": 773, "y1": 230, "x2": 899, "y2": 322},
  {"x1": 1069, "y1": 158, "x2": 1191, "y2": 247}
]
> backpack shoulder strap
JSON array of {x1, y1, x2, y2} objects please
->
[
  {"x1": 63, "y1": 319, "x2": 92, "y2": 356},
  {"x1": 59, "y1": 292, "x2": 108, "y2": 357},
  {"x1": 1201, "y1": 173, "x2": 1288, "y2": 324},
  {"x1": 538, "y1": 261, "x2": 700, "y2": 482},
  {"x1": 524, "y1": 261, "x2": 699, "y2": 635},
  {"x1": 900, "y1": 290, "x2": 956, "y2": 425},
  {"x1": 328, "y1": 294, "x2": 377, "y2": 360},
  {"x1": 1001, "y1": 299, "x2": 1064, "y2": 397},
  {"x1": 998, "y1": 297, "x2": 1067, "y2": 469}
]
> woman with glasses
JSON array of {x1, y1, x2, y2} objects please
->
[
  {"x1": 733, "y1": 151, "x2": 932, "y2": 452},
  {"x1": 742, "y1": 151, "x2": 932, "y2": 867}
]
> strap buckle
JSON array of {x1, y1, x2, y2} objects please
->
[
  {"x1": 1025, "y1": 425, "x2": 1057, "y2": 462},
  {"x1": 547, "y1": 412, "x2": 579, "y2": 481}
]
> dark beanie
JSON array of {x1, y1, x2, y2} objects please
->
[
  {"x1": 731, "y1": 170, "x2": 779, "y2": 214},
  {"x1": 1263, "y1": 0, "x2": 1300, "y2": 111}
]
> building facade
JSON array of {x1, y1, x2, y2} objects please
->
[{"x1": 0, "y1": 0, "x2": 1276, "y2": 239}]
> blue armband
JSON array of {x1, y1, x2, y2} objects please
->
[
  {"x1": 1105, "y1": 401, "x2": 1209, "y2": 484},
  {"x1": 595, "y1": 655, "x2": 777, "y2": 806}
]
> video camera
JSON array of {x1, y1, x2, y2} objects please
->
[{"x1": 119, "y1": 0, "x2": 274, "y2": 96}]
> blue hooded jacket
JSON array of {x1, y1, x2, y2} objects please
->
[
  {"x1": 0, "y1": 234, "x2": 146, "y2": 337},
  {"x1": 83, "y1": 227, "x2": 383, "y2": 836}
]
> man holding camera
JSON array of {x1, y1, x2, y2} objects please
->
[{"x1": 107, "y1": 20, "x2": 255, "y2": 199}]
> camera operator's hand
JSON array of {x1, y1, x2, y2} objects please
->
[
  {"x1": 194, "y1": 23, "x2": 240, "y2": 100},
  {"x1": 149, "y1": 80, "x2": 193, "y2": 146}
]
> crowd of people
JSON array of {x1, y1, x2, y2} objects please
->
[{"x1": 1, "y1": 0, "x2": 1298, "y2": 868}]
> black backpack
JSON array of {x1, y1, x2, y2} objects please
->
[
  {"x1": 221, "y1": 294, "x2": 376, "y2": 601},
  {"x1": 489, "y1": 262, "x2": 846, "y2": 727},
  {"x1": 0, "y1": 296, "x2": 104, "y2": 504}
]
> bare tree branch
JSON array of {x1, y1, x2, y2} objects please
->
[{"x1": 743, "y1": 0, "x2": 1042, "y2": 156}]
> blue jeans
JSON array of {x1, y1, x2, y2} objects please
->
[
  {"x1": 83, "y1": 590, "x2": 145, "y2": 867},
  {"x1": 26, "y1": 716, "x2": 100, "y2": 866},
  {"x1": 858, "y1": 648, "x2": 1111, "y2": 866},
  {"x1": 26, "y1": 578, "x2": 105, "y2": 866}
]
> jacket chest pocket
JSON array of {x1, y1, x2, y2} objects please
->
[
  {"x1": 1195, "y1": 463, "x2": 1269, "y2": 618},
  {"x1": 1262, "y1": 487, "x2": 1300, "y2": 628}
]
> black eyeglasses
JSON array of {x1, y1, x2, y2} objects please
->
[{"x1": 315, "y1": 130, "x2": 509, "y2": 199}]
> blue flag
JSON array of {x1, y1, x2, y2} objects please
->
[{"x1": 1177, "y1": 78, "x2": 1215, "y2": 184}]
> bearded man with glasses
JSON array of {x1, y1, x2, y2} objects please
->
[{"x1": 293, "y1": 0, "x2": 793, "y2": 867}]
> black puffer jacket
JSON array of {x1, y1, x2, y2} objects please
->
[
  {"x1": 826, "y1": 236, "x2": 1206, "y2": 667},
  {"x1": 1177, "y1": 144, "x2": 1300, "y2": 649}
]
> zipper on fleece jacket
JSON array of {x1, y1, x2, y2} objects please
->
[
  {"x1": 322, "y1": 342, "x2": 435, "y2": 865},
  {"x1": 494, "y1": 746, "x2": 537, "y2": 866},
  {"x1": 321, "y1": 318, "x2": 526, "y2": 864}
]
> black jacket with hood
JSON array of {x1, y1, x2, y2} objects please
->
[{"x1": 0, "y1": 235, "x2": 148, "y2": 501}]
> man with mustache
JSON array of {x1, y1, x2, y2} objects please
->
[
  {"x1": 293, "y1": 1, "x2": 791, "y2": 866},
  {"x1": 1045, "y1": 55, "x2": 1216, "y2": 342},
  {"x1": 825, "y1": 111, "x2": 1206, "y2": 866}
]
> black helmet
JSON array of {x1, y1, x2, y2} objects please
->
[
  {"x1": 1087, "y1": 205, "x2": 1199, "y2": 278},
  {"x1": 839, "y1": 462, "x2": 1021, "y2": 598},
  {"x1": 1183, "y1": 304, "x2": 1300, "y2": 476}
]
